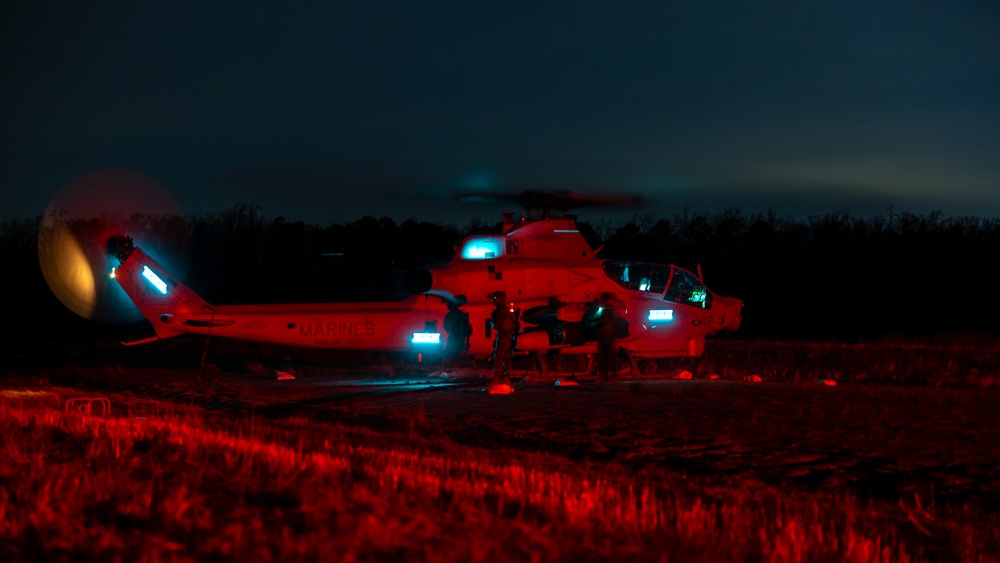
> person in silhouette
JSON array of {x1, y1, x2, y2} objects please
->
[
  {"x1": 488, "y1": 290, "x2": 516, "y2": 384},
  {"x1": 595, "y1": 292, "x2": 619, "y2": 382},
  {"x1": 443, "y1": 297, "x2": 472, "y2": 365}
]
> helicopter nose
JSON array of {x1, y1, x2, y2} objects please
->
[{"x1": 715, "y1": 295, "x2": 743, "y2": 332}]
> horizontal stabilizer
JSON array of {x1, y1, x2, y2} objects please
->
[
  {"x1": 120, "y1": 334, "x2": 167, "y2": 346},
  {"x1": 121, "y1": 324, "x2": 185, "y2": 345}
]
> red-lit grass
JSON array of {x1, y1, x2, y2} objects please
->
[
  {"x1": 640, "y1": 335, "x2": 1000, "y2": 388},
  {"x1": 2, "y1": 387, "x2": 997, "y2": 561}
]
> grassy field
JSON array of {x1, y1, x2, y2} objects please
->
[
  {"x1": 639, "y1": 334, "x2": 1000, "y2": 389},
  {"x1": 2, "y1": 335, "x2": 1000, "y2": 561},
  {"x1": 2, "y1": 385, "x2": 999, "y2": 561}
]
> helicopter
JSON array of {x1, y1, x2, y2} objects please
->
[{"x1": 104, "y1": 189, "x2": 743, "y2": 374}]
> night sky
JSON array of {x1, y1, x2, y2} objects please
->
[{"x1": 3, "y1": 2, "x2": 998, "y2": 227}]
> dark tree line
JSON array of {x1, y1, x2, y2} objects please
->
[
  {"x1": 596, "y1": 208, "x2": 1000, "y2": 339},
  {"x1": 6, "y1": 205, "x2": 1000, "y2": 341}
]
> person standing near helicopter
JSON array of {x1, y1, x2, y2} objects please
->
[
  {"x1": 443, "y1": 297, "x2": 472, "y2": 365},
  {"x1": 595, "y1": 292, "x2": 620, "y2": 382},
  {"x1": 488, "y1": 290, "x2": 516, "y2": 384}
]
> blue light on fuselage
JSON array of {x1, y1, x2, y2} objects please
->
[
  {"x1": 648, "y1": 309, "x2": 674, "y2": 321},
  {"x1": 411, "y1": 332, "x2": 441, "y2": 344},
  {"x1": 461, "y1": 238, "x2": 502, "y2": 259},
  {"x1": 142, "y1": 266, "x2": 168, "y2": 294}
]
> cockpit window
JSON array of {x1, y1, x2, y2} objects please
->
[
  {"x1": 505, "y1": 239, "x2": 518, "y2": 255},
  {"x1": 664, "y1": 268, "x2": 712, "y2": 309},
  {"x1": 601, "y1": 261, "x2": 670, "y2": 294}
]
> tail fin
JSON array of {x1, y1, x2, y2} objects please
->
[{"x1": 113, "y1": 246, "x2": 211, "y2": 340}]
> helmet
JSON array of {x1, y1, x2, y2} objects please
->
[{"x1": 488, "y1": 290, "x2": 507, "y2": 303}]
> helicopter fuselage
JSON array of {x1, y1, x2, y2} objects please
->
[{"x1": 111, "y1": 214, "x2": 742, "y2": 362}]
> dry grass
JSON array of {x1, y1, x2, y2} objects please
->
[
  {"x1": 2, "y1": 383, "x2": 998, "y2": 562},
  {"x1": 636, "y1": 334, "x2": 1000, "y2": 389}
]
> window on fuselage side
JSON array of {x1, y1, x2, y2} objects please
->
[{"x1": 506, "y1": 239, "x2": 518, "y2": 255}]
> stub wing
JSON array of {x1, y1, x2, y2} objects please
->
[{"x1": 120, "y1": 335, "x2": 168, "y2": 346}]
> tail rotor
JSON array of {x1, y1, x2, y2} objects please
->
[{"x1": 38, "y1": 169, "x2": 190, "y2": 324}]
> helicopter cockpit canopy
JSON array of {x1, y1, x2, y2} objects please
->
[{"x1": 601, "y1": 261, "x2": 712, "y2": 309}]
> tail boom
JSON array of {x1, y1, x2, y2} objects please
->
[{"x1": 113, "y1": 246, "x2": 450, "y2": 353}]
